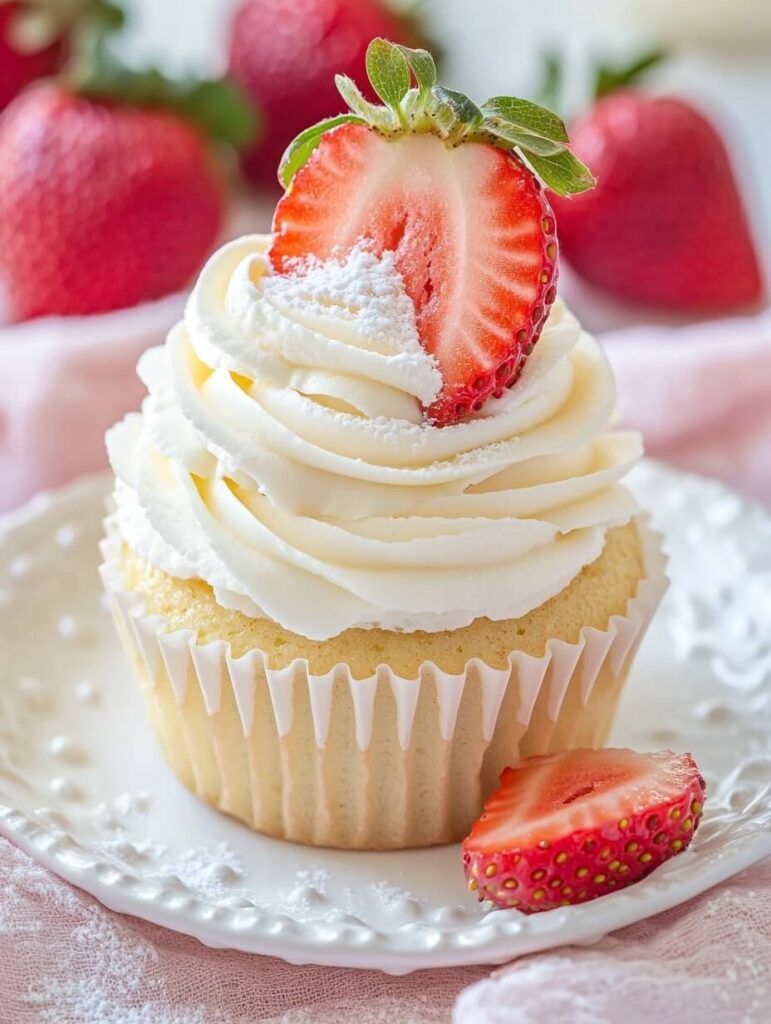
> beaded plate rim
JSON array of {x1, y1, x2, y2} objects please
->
[{"x1": 0, "y1": 465, "x2": 769, "y2": 973}]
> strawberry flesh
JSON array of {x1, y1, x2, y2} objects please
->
[
  {"x1": 463, "y1": 748, "x2": 705, "y2": 913},
  {"x1": 270, "y1": 124, "x2": 558, "y2": 425}
]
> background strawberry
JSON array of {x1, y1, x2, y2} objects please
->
[
  {"x1": 463, "y1": 748, "x2": 705, "y2": 914},
  {"x1": 227, "y1": 0, "x2": 433, "y2": 189},
  {"x1": 546, "y1": 54, "x2": 763, "y2": 312},
  {"x1": 270, "y1": 39, "x2": 593, "y2": 425},
  {"x1": 0, "y1": 27, "x2": 255, "y2": 320},
  {"x1": 0, "y1": 86, "x2": 223, "y2": 319}
]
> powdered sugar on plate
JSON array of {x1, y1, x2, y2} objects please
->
[
  {"x1": 95, "y1": 841, "x2": 430, "y2": 924},
  {"x1": 369, "y1": 880, "x2": 423, "y2": 903},
  {"x1": 97, "y1": 840, "x2": 246, "y2": 902}
]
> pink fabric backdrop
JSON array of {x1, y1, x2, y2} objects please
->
[
  {"x1": 1, "y1": 835, "x2": 768, "y2": 1023},
  {"x1": 1, "y1": 299, "x2": 769, "y2": 1020},
  {"x1": 604, "y1": 307, "x2": 771, "y2": 507},
  {"x1": 0, "y1": 294, "x2": 184, "y2": 513},
  {"x1": 2, "y1": 300, "x2": 770, "y2": 514}
]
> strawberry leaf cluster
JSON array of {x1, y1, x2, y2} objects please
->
[{"x1": 280, "y1": 37, "x2": 594, "y2": 197}]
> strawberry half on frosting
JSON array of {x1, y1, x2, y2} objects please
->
[{"x1": 270, "y1": 39, "x2": 594, "y2": 425}]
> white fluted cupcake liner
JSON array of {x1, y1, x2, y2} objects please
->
[{"x1": 99, "y1": 518, "x2": 667, "y2": 849}]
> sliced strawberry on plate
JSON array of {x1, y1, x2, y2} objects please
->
[
  {"x1": 270, "y1": 39, "x2": 594, "y2": 425},
  {"x1": 463, "y1": 748, "x2": 706, "y2": 914}
]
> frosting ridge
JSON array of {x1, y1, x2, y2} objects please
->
[{"x1": 108, "y1": 234, "x2": 642, "y2": 640}]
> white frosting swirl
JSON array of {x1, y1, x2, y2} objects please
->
[{"x1": 107, "y1": 234, "x2": 642, "y2": 641}]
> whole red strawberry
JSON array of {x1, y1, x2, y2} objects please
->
[
  {"x1": 0, "y1": 2, "x2": 67, "y2": 111},
  {"x1": 228, "y1": 0, "x2": 429, "y2": 188},
  {"x1": 551, "y1": 91, "x2": 763, "y2": 312},
  {"x1": 0, "y1": 84, "x2": 226, "y2": 320},
  {"x1": 463, "y1": 748, "x2": 705, "y2": 914}
]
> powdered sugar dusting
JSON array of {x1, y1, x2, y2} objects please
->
[
  {"x1": 293, "y1": 866, "x2": 332, "y2": 891},
  {"x1": 368, "y1": 880, "x2": 415, "y2": 905},
  {"x1": 93, "y1": 841, "x2": 430, "y2": 925},
  {"x1": 97, "y1": 840, "x2": 245, "y2": 901},
  {"x1": 96, "y1": 842, "x2": 340, "y2": 920},
  {"x1": 265, "y1": 245, "x2": 441, "y2": 390}
]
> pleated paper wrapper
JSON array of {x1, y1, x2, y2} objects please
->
[{"x1": 99, "y1": 519, "x2": 668, "y2": 850}]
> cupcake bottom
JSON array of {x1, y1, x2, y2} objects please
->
[{"x1": 102, "y1": 519, "x2": 667, "y2": 849}]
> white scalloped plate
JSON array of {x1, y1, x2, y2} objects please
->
[{"x1": 0, "y1": 464, "x2": 769, "y2": 974}]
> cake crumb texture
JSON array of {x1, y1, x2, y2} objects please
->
[{"x1": 120, "y1": 521, "x2": 644, "y2": 676}]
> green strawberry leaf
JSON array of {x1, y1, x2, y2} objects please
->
[
  {"x1": 366, "y1": 38, "x2": 411, "y2": 119},
  {"x1": 482, "y1": 96, "x2": 568, "y2": 143},
  {"x1": 174, "y1": 78, "x2": 258, "y2": 149},
  {"x1": 594, "y1": 49, "x2": 666, "y2": 99},
  {"x1": 383, "y1": 0, "x2": 445, "y2": 73},
  {"x1": 485, "y1": 118, "x2": 565, "y2": 157},
  {"x1": 524, "y1": 148, "x2": 595, "y2": 197},
  {"x1": 278, "y1": 39, "x2": 595, "y2": 197},
  {"x1": 432, "y1": 85, "x2": 483, "y2": 131},
  {"x1": 425, "y1": 91, "x2": 456, "y2": 136},
  {"x1": 395, "y1": 44, "x2": 436, "y2": 101},
  {"x1": 335, "y1": 74, "x2": 394, "y2": 130},
  {"x1": 278, "y1": 114, "x2": 365, "y2": 189}
]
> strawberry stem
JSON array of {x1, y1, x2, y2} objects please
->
[{"x1": 594, "y1": 49, "x2": 667, "y2": 99}]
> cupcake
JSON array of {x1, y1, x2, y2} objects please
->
[{"x1": 101, "y1": 42, "x2": 667, "y2": 850}]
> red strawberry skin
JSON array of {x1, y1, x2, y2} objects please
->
[
  {"x1": 228, "y1": 0, "x2": 423, "y2": 188},
  {"x1": 0, "y1": 85, "x2": 224, "y2": 320},
  {"x1": 270, "y1": 124, "x2": 558, "y2": 425},
  {"x1": 463, "y1": 749, "x2": 705, "y2": 914},
  {"x1": 0, "y1": 2, "x2": 67, "y2": 112},
  {"x1": 551, "y1": 92, "x2": 763, "y2": 312}
]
